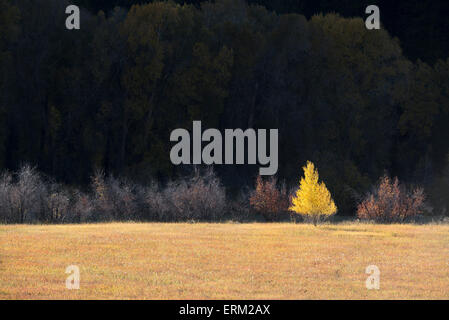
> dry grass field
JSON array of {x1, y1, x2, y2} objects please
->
[{"x1": 0, "y1": 222, "x2": 448, "y2": 299}]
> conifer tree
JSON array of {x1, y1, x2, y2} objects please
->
[{"x1": 289, "y1": 161, "x2": 337, "y2": 225}]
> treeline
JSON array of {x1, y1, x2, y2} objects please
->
[
  {"x1": 0, "y1": 164, "x2": 428, "y2": 224},
  {"x1": 1, "y1": 0, "x2": 449, "y2": 216},
  {"x1": 0, "y1": 165, "x2": 231, "y2": 223},
  {"x1": 75, "y1": 0, "x2": 449, "y2": 63}
]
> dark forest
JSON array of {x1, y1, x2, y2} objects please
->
[{"x1": 1, "y1": 0, "x2": 448, "y2": 218}]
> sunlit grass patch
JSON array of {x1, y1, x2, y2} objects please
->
[{"x1": 0, "y1": 222, "x2": 448, "y2": 299}]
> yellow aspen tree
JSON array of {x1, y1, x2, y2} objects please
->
[{"x1": 289, "y1": 161, "x2": 337, "y2": 225}]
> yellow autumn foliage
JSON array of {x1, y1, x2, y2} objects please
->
[{"x1": 289, "y1": 161, "x2": 337, "y2": 224}]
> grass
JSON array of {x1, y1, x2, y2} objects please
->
[{"x1": 0, "y1": 222, "x2": 448, "y2": 299}]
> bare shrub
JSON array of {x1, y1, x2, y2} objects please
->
[
  {"x1": 91, "y1": 170, "x2": 113, "y2": 220},
  {"x1": 91, "y1": 170, "x2": 137, "y2": 221},
  {"x1": 164, "y1": 168, "x2": 226, "y2": 221},
  {"x1": 139, "y1": 182, "x2": 171, "y2": 221},
  {"x1": 107, "y1": 177, "x2": 137, "y2": 220},
  {"x1": 249, "y1": 176, "x2": 289, "y2": 221},
  {"x1": 10, "y1": 165, "x2": 46, "y2": 223},
  {"x1": 357, "y1": 175, "x2": 426, "y2": 223},
  {"x1": 41, "y1": 183, "x2": 70, "y2": 223},
  {"x1": 71, "y1": 191, "x2": 94, "y2": 222},
  {"x1": 0, "y1": 172, "x2": 13, "y2": 222},
  {"x1": 0, "y1": 166, "x2": 73, "y2": 223}
]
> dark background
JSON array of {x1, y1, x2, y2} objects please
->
[
  {"x1": 76, "y1": 0, "x2": 449, "y2": 63},
  {"x1": 1, "y1": 0, "x2": 448, "y2": 215}
]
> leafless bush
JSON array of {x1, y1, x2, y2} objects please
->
[
  {"x1": 138, "y1": 182, "x2": 171, "y2": 221},
  {"x1": 0, "y1": 166, "x2": 73, "y2": 223},
  {"x1": 109, "y1": 178, "x2": 136, "y2": 220},
  {"x1": 0, "y1": 172, "x2": 13, "y2": 222},
  {"x1": 40, "y1": 183, "x2": 70, "y2": 223},
  {"x1": 164, "y1": 168, "x2": 226, "y2": 221},
  {"x1": 90, "y1": 170, "x2": 109, "y2": 220},
  {"x1": 0, "y1": 166, "x2": 230, "y2": 223},
  {"x1": 70, "y1": 191, "x2": 94, "y2": 222},
  {"x1": 8, "y1": 165, "x2": 46, "y2": 223},
  {"x1": 357, "y1": 175, "x2": 426, "y2": 223},
  {"x1": 0, "y1": 166, "x2": 94, "y2": 223},
  {"x1": 91, "y1": 170, "x2": 138, "y2": 221},
  {"x1": 249, "y1": 176, "x2": 289, "y2": 221}
]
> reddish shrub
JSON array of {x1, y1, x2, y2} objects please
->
[
  {"x1": 357, "y1": 175, "x2": 425, "y2": 223},
  {"x1": 249, "y1": 176, "x2": 289, "y2": 221}
]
